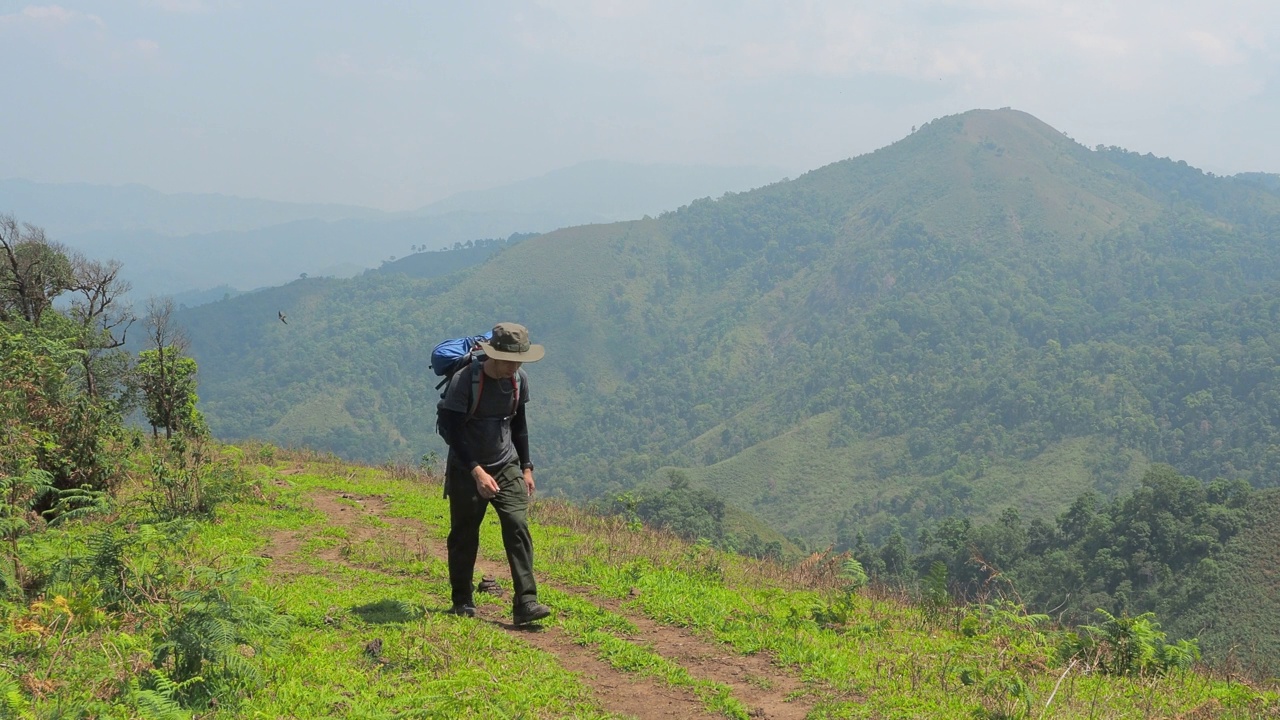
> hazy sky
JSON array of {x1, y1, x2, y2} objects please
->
[{"x1": 2, "y1": 1, "x2": 1277, "y2": 210}]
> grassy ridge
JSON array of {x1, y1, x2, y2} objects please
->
[{"x1": 5, "y1": 443, "x2": 1277, "y2": 718}]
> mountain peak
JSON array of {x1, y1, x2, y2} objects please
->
[
  {"x1": 902, "y1": 107, "x2": 1085, "y2": 161},
  {"x1": 787, "y1": 108, "x2": 1152, "y2": 244},
  {"x1": 911, "y1": 107, "x2": 1073, "y2": 145}
]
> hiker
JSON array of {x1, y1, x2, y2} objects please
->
[{"x1": 437, "y1": 322, "x2": 551, "y2": 625}]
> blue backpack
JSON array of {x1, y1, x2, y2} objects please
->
[
  {"x1": 430, "y1": 331, "x2": 492, "y2": 384},
  {"x1": 432, "y1": 331, "x2": 524, "y2": 443}
]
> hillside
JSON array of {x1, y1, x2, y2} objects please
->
[
  {"x1": 1163, "y1": 487, "x2": 1280, "y2": 674},
  {"x1": 5, "y1": 443, "x2": 1275, "y2": 718},
  {"x1": 181, "y1": 108, "x2": 1280, "y2": 526},
  {"x1": 169, "y1": 107, "x2": 1280, "y2": 675},
  {"x1": 10, "y1": 191, "x2": 1278, "y2": 715}
]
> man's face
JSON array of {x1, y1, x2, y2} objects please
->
[{"x1": 488, "y1": 358, "x2": 523, "y2": 378}]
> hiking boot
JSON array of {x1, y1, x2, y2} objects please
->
[
  {"x1": 513, "y1": 601, "x2": 551, "y2": 625},
  {"x1": 477, "y1": 575, "x2": 504, "y2": 596},
  {"x1": 448, "y1": 603, "x2": 476, "y2": 618}
]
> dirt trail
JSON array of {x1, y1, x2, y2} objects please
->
[
  {"x1": 572, "y1": 586, "x2": 809, "y2": 720},
  {"x1": 266, "y1": 488, "x2": 782, "y2": 720}
]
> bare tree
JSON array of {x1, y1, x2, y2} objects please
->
[
  {"x1": 67, "y1": 253, "x2": 135, "y2": 398},
  {"x1": 140, "y1": 297, "x2": 193, "y2": 439},
  {"x1": 145, "y1": 296, "x2": 189, "y2": 357},
  {"x1": 0, "y1": 214, "x2": 74, "y2": 326}
]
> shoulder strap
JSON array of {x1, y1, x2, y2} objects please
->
[
  {"x1": 467, "y1": 360, "x2": 484, "y2": 420},
  {"x1": 512, "y1": 371, "x2": 525, "y2": 416}
]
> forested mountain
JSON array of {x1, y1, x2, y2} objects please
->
[
  {"x1": 174, "y1": 107, "x2": 1280, "y2": 671},
  {"x1": 1235, "y1": 171, "x2": 1280, "y2": 194},
  {"x1": 182, "y1": 107, "x2": 1280, "y2": 524}
]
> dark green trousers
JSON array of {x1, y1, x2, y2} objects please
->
[{"x1": 446, "y1": 460, "x2": 538, "y2": 609}]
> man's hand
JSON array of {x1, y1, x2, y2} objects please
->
[
  {"x1": 523, "y1": 467, "x2": 535, "y2": 498},
  {"x1": 472, "y1": 467, "x2": 500, "y2": 499}
]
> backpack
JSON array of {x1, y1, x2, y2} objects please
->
[
  {"x1": 432, "y1": 332, "x2": 523, "y2": 445},
  {"x1": 430, "y1": 331, "x2": 492, "y2": 385}
]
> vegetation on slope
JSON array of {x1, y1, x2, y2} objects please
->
[
  {"x1": 170, "y1": 109, "x2": 1280, "y2": 676},
  {"x1": 3, "y1": 267, "x2": 1277, "y2": 713},
  {"x1": 182, "y1": 109, "x2": 1280, "y2": 532},
  {"x1": 4, "y1": 439, "x2": 1278, "y2": 718},
  {"x1": 618, "y1": 457, "x2": 1274, "y2": 676}
]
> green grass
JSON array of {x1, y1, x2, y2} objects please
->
[
  {"x1": 3, "y1": 445, "x2": 1278, "y2": 719},
  {"x1": 525, "y1": 485, "x2": 1280, "y2": 718}
]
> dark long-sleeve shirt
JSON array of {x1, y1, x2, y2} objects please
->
[
  {"x1": 438, "y1": 402, "x2": 531, "y2": 471},
  {"x1": 438, "y1": 362, "x2": 531, "y2": 472}
]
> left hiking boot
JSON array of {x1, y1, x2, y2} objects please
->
[
  {"x1": 477, "y1": 575, "x2": 504, "y2": 596},
  {"x1": 513, "y1": 601, "x2": 551, "y2": 626},
  {"x1": 447, "y1": 603, "x2": 476, "y2": 618}
]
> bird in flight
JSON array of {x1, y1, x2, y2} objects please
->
[{"x1": 278, "y1": 311, "x2": 288, "y2": 324}]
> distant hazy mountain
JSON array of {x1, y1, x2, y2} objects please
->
[
  {"x1": 416, "y1": 160, "x2": 786, "y2": 221},
  {"x1": 59, "y1": 214, "x2": 552, "y2": 297},
  {"x1": 2, "y1": 162, "x2": 786, "y2": 301},
  {"x1": 0, "y1": 178, "x2": 383, "y2": 237}
]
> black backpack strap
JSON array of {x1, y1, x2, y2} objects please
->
[{"x1": 467, "y1": 360, "x2": 484, "y2": 421}]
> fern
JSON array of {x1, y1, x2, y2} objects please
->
[
  {"x1": 151, "y1": 564, "x2": 287, "y2": 708},
  {"x1": 0, "y1": 467, "x2": 54, "y2": 597},
  {"x1": 130, "y1": 670, "x2": 198, "y2": 720},
  {"x1": 1074, "y1": 608, "x2": 1197, "y2": 676},
  {"x1": 44, "y1": 484, "x2": 111, "y2": 526},
  {"x1": 923, "y1": 560, "x2": 950, "y2": 608},
  {"x1": 51, "y1": 520, "x2": 193, "y2": 609},
  {"x1": 840, "y1": 557, "x2": 868, "y2": 591},
  {"x1": 1157, "y1": 637, "x2": 1202, "y2": 674},
  {"x1": 0, "y1": 671, "x2": 31, "y2": 720},
  {"x1": 964, "y1": 600, "x2": 1050, "y2": 646}
]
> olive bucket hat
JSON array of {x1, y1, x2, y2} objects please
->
[{"x1": 478, "y1": 322, "x2": 545, "y2": 363}]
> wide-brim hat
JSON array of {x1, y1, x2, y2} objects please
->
[{"x1": 478, "y1": 322, "x2": 545, "y2": 362}]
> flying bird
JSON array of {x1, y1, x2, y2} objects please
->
[{"x1": 278, "y1": 311, "x2": 288, "y2": 324}]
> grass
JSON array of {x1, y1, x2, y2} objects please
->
[{"x1": 2, "y1": 443, "x2": 1277, "y2": 719}]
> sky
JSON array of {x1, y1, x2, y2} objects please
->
[{"x1": 1, "y1": 1, "x2": 1277, "y2": 211}]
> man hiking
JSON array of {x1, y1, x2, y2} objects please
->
[{"x1": 437, "y1": 322, "x2": 551, "y2": 625}]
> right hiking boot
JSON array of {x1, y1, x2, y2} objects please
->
[
  {"x1": 513, "y1": 601, "x2": 551, "y2": 626},
  {"x1": 448, "y1": 603, "x2": 476, "y2": 618}
]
